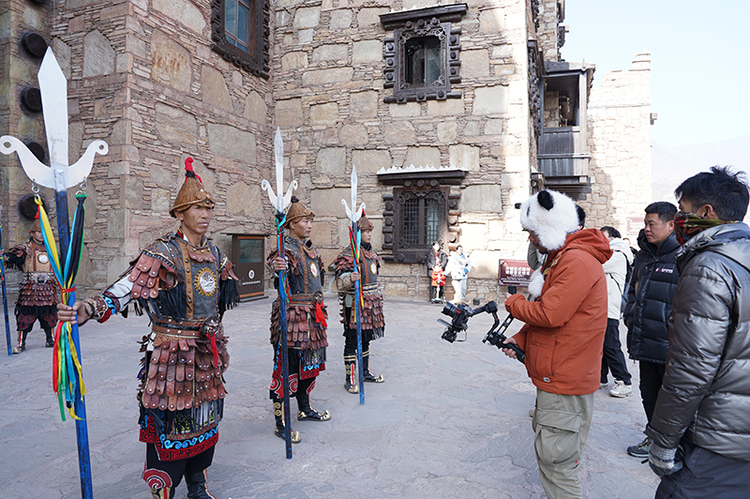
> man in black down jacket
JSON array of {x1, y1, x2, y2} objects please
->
[
  {"x1": 623, "y1": 201, "x2": 680, "y2": 458},
  {"x1": 646, "y1": 167, "x2": 750, "y2": 497}
]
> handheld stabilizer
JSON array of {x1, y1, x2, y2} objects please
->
[{"x1": 438, "y1": 293, "x2": 525, "y2": 363}]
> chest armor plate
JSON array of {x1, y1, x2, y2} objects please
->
[
  {"x1": 171, "y1": 239, "x2": 220, "y2": 319},
  {"x1": 287, "y1": 238, "x2": 322, "y2": 295}
]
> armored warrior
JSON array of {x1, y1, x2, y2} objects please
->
[
  {"x1": 268, "y1": 197, "x2": 330, "y2": 443},
  {"x1": 5, "y1": 216, "x2": 60, "y2": 353},
  {"x1": 333, "y1": 214, "x2": 385, "y2": 394},
  {"x1": 58, "y1": 159, "x2": 239, "y2": 499}
]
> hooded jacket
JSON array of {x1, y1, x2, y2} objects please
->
[
  {"x1": 603, "y1": 237, "x2": 635, "y2": 319},
  {"x1": 506, "y1": 229, "x2": 612, "y2": 395},
  {"x1": 623, "y1": 230, "x2": 681, "y2": 364},
  {"x1": 647, "y1": 223, "x2": 750, "y2": 461}
]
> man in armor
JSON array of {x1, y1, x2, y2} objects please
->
[
  {"x1": 57, "y1": 158, "x2": 239, "y2": 499},
  {"x1": 5, "y1": 216, "x2": 59, "y2": 353},
  {"x1": 268, "y1": 197, "x2": 330, "y2": 444},
  {"x1": 333, "y1": 214, "x2": 385, "y2": 394}
]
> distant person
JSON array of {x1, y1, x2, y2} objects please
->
[
  {"x1": 444, "y1": 245, "x2": 471, "y2": 304},
  {"x1": 4, "y1": 216, "x2": 59, "y2": 353},
  {"x1": 599, "y1": 226, "x2": 634, "y2": 397},
  {"x1": 623, "y1": 202, "x2": 680, "y2": 458},
  {"x1": 647, "y1": 167, "x2": 750, "y2": 497},
  {"x1": 425, "y1": 241, "x2": 447, "y2": 303},
  {"x1": 503, "y1": 190, "x2": 611, "y2": 499},
  {"x1": 333, "y1": 214, "x2": 386, "y2": 394}
]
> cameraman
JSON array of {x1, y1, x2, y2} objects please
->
[{"x1": 502, "y1": 190, "x2": 611, "y2": 499}]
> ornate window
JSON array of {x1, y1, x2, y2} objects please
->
[
  {"x1": 397, "y1": 189, "x2": 446, "y2": 249},
  {"x1": 380, "y1": 4, "x2": 467, "y2": 104},
  {"x1": 211, "y1": 0, "x2": 270, "y2": 78},
  {"x1": 378, "y1": 168, "x2": 465, "y2": 264}
]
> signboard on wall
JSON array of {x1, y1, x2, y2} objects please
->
[
  {"x1": 230, "y1": 234, "x2": 265, "y2": 300},
  {"x1": 498, "y1": 259, "x2": 533, "y2": 287},
  {"x1": 626, "y1": 217, "x2": 644, "y2": 235}
]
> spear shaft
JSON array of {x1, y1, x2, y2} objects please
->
[
  {"x1": 0, "y1": 206, "x2": 11, "y2": 356},
  {"x1": 276, "y1": 220, "x2": 293, "y2": 458},
  {"x1": 350, "y1": 225, "x2": 365, "y2": 405}
]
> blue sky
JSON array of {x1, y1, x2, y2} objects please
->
[{"x1": 562, "y1": 0, "x2": 749, "y2": 147}]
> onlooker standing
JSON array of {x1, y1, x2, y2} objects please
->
[
  {"x1": 425, "y1": 241, "x2": 448, "y2": 303},
  {"x1": 503, "y1": 190, "x2": 611, "y2": 499},
  {"x1": 623, "y1": 202, "x2": 680, "y2": 458},
  {"x1": 599, "y1": 226, "x2": 633, "y2": 397},
  {"x1": 444, "y1": 245, "x2": 471, "y2": 304},
  {"x1": 647, "y1": 167, "x2": 750, "y2": 497}
]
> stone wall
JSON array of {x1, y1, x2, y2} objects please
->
[
  {"x1": 273, "y1": 0, "x2": 540, "y2": 303},
  {"x1": 43, "y1": 0, "x2": 276, "y2": 288},
  {"x1": 0, "y1": 0, "x2": 54, "y2": 245},
  {"x1": 582, "y1": 52, "x2": 653, "y2": 237}
]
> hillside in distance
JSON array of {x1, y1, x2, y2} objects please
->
[{"x1": 652, "y1": 135, "x2": 749, "y2": 203}]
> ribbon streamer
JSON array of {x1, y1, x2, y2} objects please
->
[{"x1": 36, "y1": 195, "x2": 88, "y2": 421}]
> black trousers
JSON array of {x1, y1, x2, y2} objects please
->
[
  {"x1": 639, "y1": 360, "x2": 666, "y2": 423},
  {"x1": 145, "y1": 443, "x2": 214, "y2": 489},
  {"x1": 600, "y1": 318, "x2": 632, "y2": 384},
  {"x1": 656, "y1": 441, "x2": 750, "y2": 499}
]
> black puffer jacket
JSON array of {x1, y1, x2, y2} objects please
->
[
  {"x1": 647, "y1": 223, "x2": 750, "y2": 461},
  {"x1": 623, "y1": 230, "x2": 681, "y2": 364}
]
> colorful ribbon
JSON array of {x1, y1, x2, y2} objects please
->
[
  {"x1": 36, "y1": 195, "x2": 87, "y2": 421},
  {"x1": 348, "y1": 227, "x2": 364, "y2": 311}
]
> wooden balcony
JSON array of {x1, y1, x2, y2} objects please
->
[{"x1": 537, "y1": 126, "x2": 590, "y2": 187}]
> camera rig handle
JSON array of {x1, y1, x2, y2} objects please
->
[{"x1": 479, "y1": 301, "x2": 525, "y2": 364}]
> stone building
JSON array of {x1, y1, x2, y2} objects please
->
[{"x1": 0, "y1": 0, "x2": 651, "y2": 302}]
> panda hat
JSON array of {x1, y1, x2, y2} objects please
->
[{"x1": 520, "y1": 189, "x2": 579, "y2": 252}]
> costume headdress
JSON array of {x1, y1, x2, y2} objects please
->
[
  {"x1": 519, "y1": 189, "x2": 579, "y2": 252},
  {"x1": 357, "y1": 212, "x2": 374, "y2": 231},
  {"x1": 30, "y1": 212, "x2": 40, "y2": 233},
  {"x1": 170, "y1": 157, "x2": 215, "y2": 218},
  {"x1": 284, "y1": 196, "x2": 314, "y2": 228}
]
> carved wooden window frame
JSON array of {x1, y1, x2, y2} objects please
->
[
  {"x1": 391, "y1": 186, "x2": 449, "y2": 263},
  {"x1": 380, "y1": 4, "x2": 467, "y2": 104},
  {"x1": 210, "y1": 0, "x2": 270, "y2": 79}
]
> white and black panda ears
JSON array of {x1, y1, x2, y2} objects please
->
[
  {"x1": 519, "y1": 189, "x2": 580, "y2": 252},
  {"x1": 537, "y1": 190, "x2": 555, "y2": 210}
]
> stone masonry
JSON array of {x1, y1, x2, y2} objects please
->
[
  {"x1": 583, "y1": 52, "x2": 653, "y2": 237},
  {"x1": 0, "y1": 0, "x2": 652, "y2": 305}
]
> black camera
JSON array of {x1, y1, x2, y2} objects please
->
[
  {"x1": 438, "y1": 302, "x2": 473, "y2": 343},
  {"x1": 438, "y1": 298, "x2": 525, "y2": 363}
]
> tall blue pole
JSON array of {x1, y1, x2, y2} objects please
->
[
  {"x1": 54, "y1": 191, "x2": 93, "y2": 499},
  {"x1": 0, "y1": 207, "x2": 12, "y2": 356}
]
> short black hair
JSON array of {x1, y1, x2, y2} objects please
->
[
  {"x1": 575, "y1": 205, "x2": 586, "y2": 228},
  {"x1": 674, "y1": 166, "x2": 749, "y2": 221},
  {"x1": 645, "y1": 201, "x2": 677, "y2": 224},
  {"x1": 600, "y1": 226, "x2": 621, "y2": 239}
]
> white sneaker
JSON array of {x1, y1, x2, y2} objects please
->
[{"x1": 609, "y1": 380, "x2": 633, "y2": 398}]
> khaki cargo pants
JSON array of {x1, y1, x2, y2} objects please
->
[{"x1": 531, "y1": 389, "x2": 594, "y2": 499}]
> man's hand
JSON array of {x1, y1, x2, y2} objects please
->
[
  {"x1": 350, "y1": 272, "x2": 360, "y2": 282},
  {"x1": 57, "y1": 301, "x2": 89, "y2": 325},
  {"x1": 501, "y1": 335, "x2": 520, "y2": 360},
  {"x1": 648, "y1": 443, "x2": 683, "y2": 477},
  {"x1": 273, "y1": 256, "x2": 287, "y2": 272}
]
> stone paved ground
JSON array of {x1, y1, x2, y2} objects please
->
[{"x1": 0, "y1": 295, "x2": 659, "y2": 498}]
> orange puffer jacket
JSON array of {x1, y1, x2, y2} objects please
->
[{"x1": 506, "y1": 229, "x2": 612, "y2": 396}]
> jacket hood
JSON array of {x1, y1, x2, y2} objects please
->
[
  {"x1": 552, "y1": 228, "x2": 613, "y2": 265},
  {"x1": 609, "y1": 237, "x2": 634, "y2": 265},
  {"x1": 677, "y1": 222, "x2": 750, "y2": 274}
]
